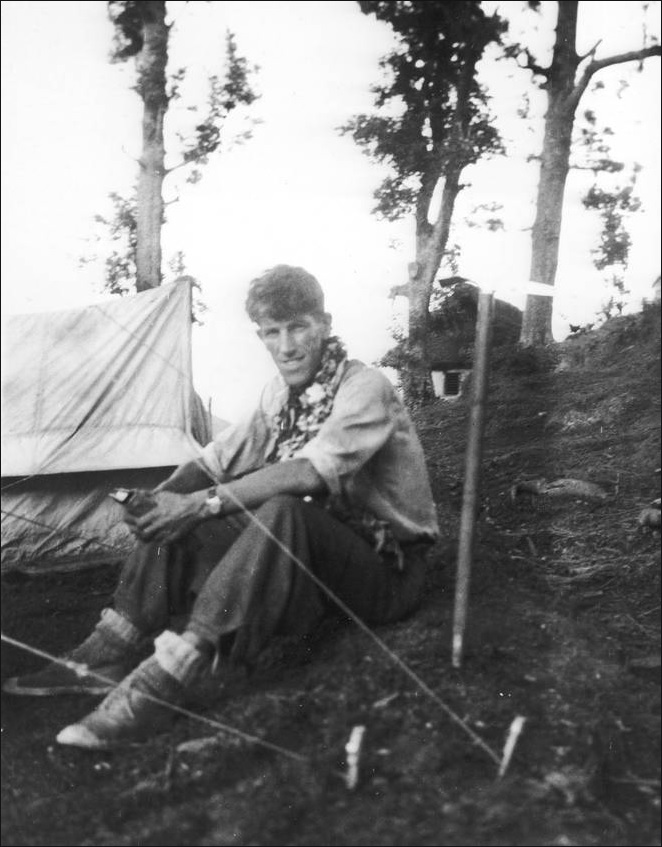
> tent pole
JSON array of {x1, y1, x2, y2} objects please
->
[{"x1": 452, "y1": 290, "x2": 494, "y2": 668}]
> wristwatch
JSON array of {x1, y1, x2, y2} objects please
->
[{"x1": 203, "y1": 487, "x2": 225, "y2": 518}]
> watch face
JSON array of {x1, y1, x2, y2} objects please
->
[{"x1": 206, "y1": 496, "x2": 222, "y2": 516}]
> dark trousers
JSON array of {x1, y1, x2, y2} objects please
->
[{"x1": 113, "y1": 495, "x2": 428, "y2": 664}]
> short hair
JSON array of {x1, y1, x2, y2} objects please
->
[{"x1": 245, "y1": 265, "x2": 325, "y2": 323}]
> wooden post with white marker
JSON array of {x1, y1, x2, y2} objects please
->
[{"x1": 452, "y1": 290, "x2": 494, "y2": 668}]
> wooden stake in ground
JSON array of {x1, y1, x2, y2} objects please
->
[
  {"x1": 344, "y1": 725, "x2": 366, "y2": 790},
  {"x1": 452, "y1": 291, "x2": 494, "y2": 668}
]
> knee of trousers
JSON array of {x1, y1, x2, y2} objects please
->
[{"x1": 253, "y1": 494, "x2": 306, "y2": 526}]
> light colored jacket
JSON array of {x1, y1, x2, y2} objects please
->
[{"x1": 200, "y1": 360, "x2": 439, "y2": 544}]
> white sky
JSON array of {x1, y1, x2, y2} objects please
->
[{"x1": 1, "y1": 0, "x2": 660, "y2": 421}]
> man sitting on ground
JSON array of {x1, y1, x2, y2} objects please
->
[{"x1": 4, "y1": 264, "x2": 440, "y2": 749}]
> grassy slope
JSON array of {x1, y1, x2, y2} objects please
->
[{"x1": 1, "y1": 303, "x2": 660, "y2": 846}]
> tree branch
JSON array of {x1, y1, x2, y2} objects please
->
[
  {"x1": 163, "y1": 160, "x2": 189, "y2": 176},
  {"x1": 569, "y1": 45, "x2": 661, "y2": 111},
  {"x1": 520, "y1": 47, "x2": 549, "y2": 79},
  {"x1": 577, "y1": 38, "x2": 602, "y2": 63},
  {"x1": 588, "y1": 45, "x2": 661, "y2": 76}
]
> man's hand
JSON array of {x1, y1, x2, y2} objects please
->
[
  {"x1": 123, "y1": 490, "x2": 207, "y2": 545},
  {"x1": 120, "y1": 457, "x2": 326, "y2": 545}
]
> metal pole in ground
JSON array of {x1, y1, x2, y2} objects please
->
[{"x1": 452, "y1": 290, "x2": 494, "y2": 668}]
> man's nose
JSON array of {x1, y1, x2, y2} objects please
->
[{"x1": 277, "y1": 329, "x2": 297, "y2": 356}]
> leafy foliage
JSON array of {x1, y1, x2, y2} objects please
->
[
  {"x1": 582, "y1": 174, "x2": 641, "y2": 271},
  {"x1": 80, "y1": 192, "x2": 137, "y2": 297},
  {"x1": 107, "y1": 0, "x2": 145, "y2": 61},
  {"x1": 574, "y1": 107, "x2": 625, "y2": 175},
  {"x1": 182, "y1": 32, "x2": 259, "y2": 184},
  {"x1": 166, "y1": 256, "x2": 208, "y2": 326},
  {"x1": 578, "y1": 102, "x2": 642, "y2": 320},
  {"x1": 86, "y1": 3, "x2": 258, "y2": 297},
  {"x1": 81, "y1": 197, "x2": 207, "y2": 321},
  {"x1": 343, "y1": 1, "x2": 507, "y2": 404},
  {"x1": 340, "y1": 1, "x2": 505, "y2": 221}
]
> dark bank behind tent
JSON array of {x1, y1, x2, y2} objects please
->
[{"x1": 1, "y1": 279, "x2": 212, "y2": 573}]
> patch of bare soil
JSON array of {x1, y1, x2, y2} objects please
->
[{"x1": 2, "y1": 304, "x2": 660, "y2": 846}]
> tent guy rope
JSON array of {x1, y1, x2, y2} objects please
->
[
  {"x1": 2, "y1": 279, "x2": 503, "y2": 768},
  {"x1": 0, "y1": 632, "x2": 312, "y2": 766}
]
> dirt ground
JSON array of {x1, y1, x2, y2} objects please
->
[{"x1": 2, "y1": 304, "x2": 660, "y2": 846}]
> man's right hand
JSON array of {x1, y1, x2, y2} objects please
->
[{"x1": 123, "y1": 490, "x2": 157, "y2": 518}]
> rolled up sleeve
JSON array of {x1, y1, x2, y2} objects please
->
[
  {"x1": 295, "y1": 370, "x2": 396, "y2": 496},
  {"x1": 199, "y1": 380, "x2": 285, "y2": 481}
]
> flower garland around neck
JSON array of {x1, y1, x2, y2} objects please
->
[
  {"x1": 267, "y1": 335, "x2": 348, "y2": 463},
  {"x1": 267, "y1": 334, "x2": 410, "y2": 571}
]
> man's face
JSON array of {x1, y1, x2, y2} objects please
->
[{"x1": 257, "y1": 312, "x2": 331, "y2": 389}]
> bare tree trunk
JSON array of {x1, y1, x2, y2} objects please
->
[
  {"x1": 405, "y1": 170, "x2": 462, "y2": 401},
  {"x1": 135, "y1": 0, "x2": 168, "y2": 291},
  {"x1": 520, "y1": 1, "x2": 661, "y2": 346},
  {"x1": 520, "y1": 98, "x2": 575, "y2": 345},
  {"x1": 520, "y1": 1, "x2": 579, "y2": 346},
  {"x1": 403, "y1": 43, "x2": 482, "y2": 401}
]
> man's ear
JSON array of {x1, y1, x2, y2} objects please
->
[{"x1": 321, "y1": 312, "x2": 332, "y2": 337}]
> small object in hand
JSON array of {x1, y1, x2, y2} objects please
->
[
  {"x1": 108, "y1": 488, "x2": 155, "y2": 516},
  {"x1": 108, "y1": 488, "x2": 134, "y2": 505}
]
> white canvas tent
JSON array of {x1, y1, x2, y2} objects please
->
[{"x1": 1, "y1": 279, "x2": 212, "y2": 573}]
